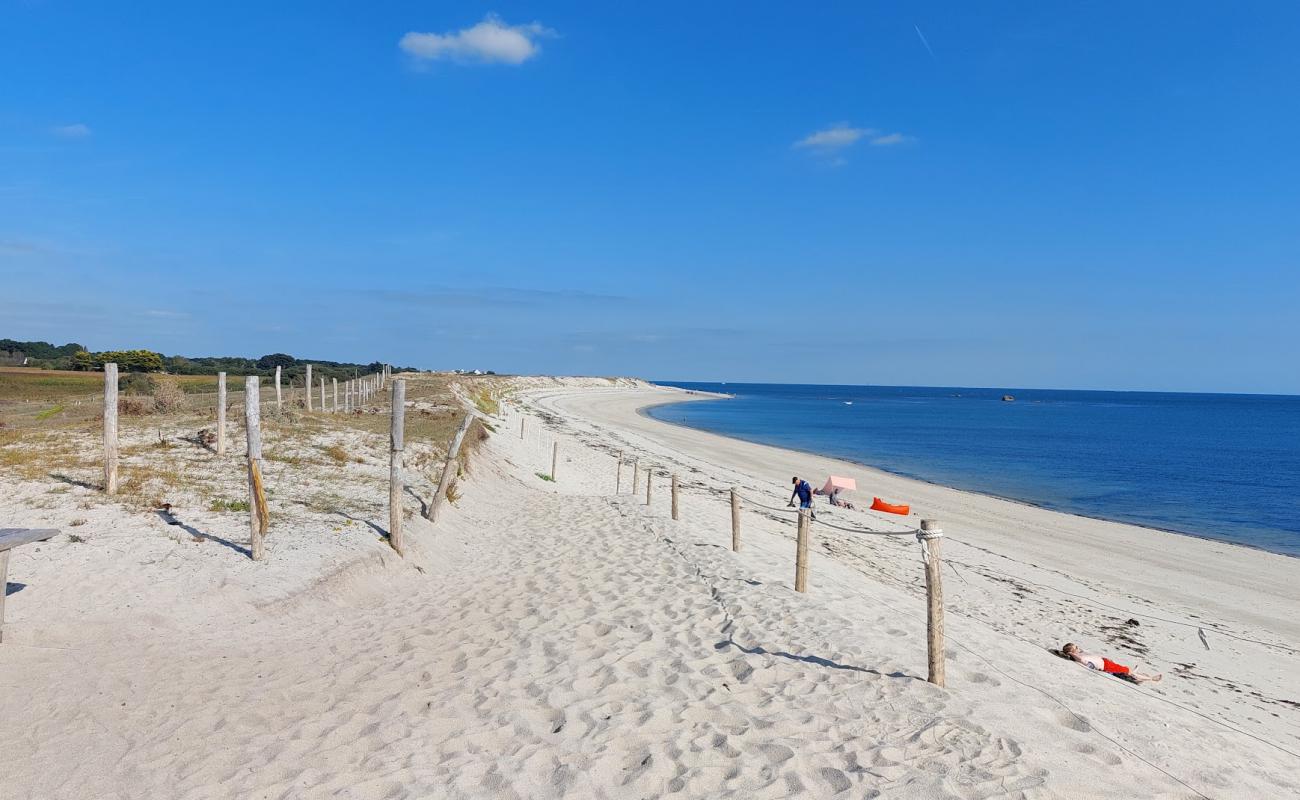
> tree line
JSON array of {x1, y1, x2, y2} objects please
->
[{"x1": 1, "y1": 338, "x2": 417, "y2": 380}]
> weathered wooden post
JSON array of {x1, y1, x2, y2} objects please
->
[
  {"x1": 671, "y1": 474, "x2": 679, "y2": 520},
  {"x1": 730, "y1": 487, "x2": 741, "y2": 551},
  {"x1": 245, "y1": 377, "x2": 269, "y2": 561},
  {"x1": 275, "y1": 365, "x2": 282, "y2": 410},
  {"x1": 305, "y1": 364, "x2": 313, "y2": 411},
  {"x1": 320, "y1": 376, "x2": 326, "y2": 412},
  {"x1": 345, "y1": 381, "x2": 351, "y2": 413},
  {"x1": 388, "y1": 379, "x2": 406, "y2": 556},
  {"x1": 551, "y1": 441, "x2": 558, "y2": 480},
  {"x1": 615, "y1": 451, "x2": 622, "y2": 494},
  {"x1": 429, "y1": 413, "x2": 475, "y2": 522},
  {"x1": 332, "y1": 378, "x2": 338, "y2": 413},
  {"x1": 632, "y1": 460, "x2": 639, "y2": 493},
  {"x1": 103, "y1": 363, "x2": 119, "y2": 494},
  {"x1": 216, "y1": 371, "x2": 227, "y2": 455},
  {"x1": 519, "y1": 416, "x2": 525, "y2": 439},
  {"x1": 645, "y1": 465, "x2": 653, "y2": 506},
  {"x1": 920, "y1": 519, "x2": 946, "y2": 687},
  {"x1": 795, "y1": 509, "x2": 811, "y2": 592}
]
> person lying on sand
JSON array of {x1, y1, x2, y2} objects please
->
[{"x1": 1061, "y1": 642, "x2": 1162, "y2": 684}]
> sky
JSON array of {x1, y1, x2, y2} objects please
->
[{"x1": 2, "y1": 2, "x2": 1298, "y2": 393}]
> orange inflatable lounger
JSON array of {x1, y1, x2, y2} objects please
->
[{"x1": 871, "y1": 497, "x2": 910, "y2": 515}]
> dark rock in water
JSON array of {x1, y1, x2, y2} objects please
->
[{"x1": 1001, "y1": 395, "x2": 1015, "y2": 402}]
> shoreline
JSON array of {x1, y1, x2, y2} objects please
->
[{"x1": 639, "y1": 388, "x2": 1299, "y2": 561}]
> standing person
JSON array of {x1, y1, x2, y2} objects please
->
[{"x1": 788, "y1": 476, "x2": 815, "y2": 518}]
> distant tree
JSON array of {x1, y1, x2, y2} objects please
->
[
  {"x1": 70, "y1": 350, "x2": 97, "y2": 371},
  {"x1": 98, "y1": 350, "x2": 165, "y2": 372},
  {"x1": 256, "y1": 353, "x2": 295, "y2": 370}
]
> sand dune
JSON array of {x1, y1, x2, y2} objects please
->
[{"x1": 1, "y1": 378, "x2": 1297, "y2": 798}]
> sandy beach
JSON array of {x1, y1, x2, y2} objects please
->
[{"x1": 1, "y1": 377, "x2": 1297, "y2": 798}]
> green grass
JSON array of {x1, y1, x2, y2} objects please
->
[
  {"x1": 34, "y1": 404, "x2": 65, "y2": 420},
  {"x1": 536, "y1": 472, "x2": 554, "y2": 482},
  {"x1": 209, "y1": 497, "x2": 251, "y2": 512}
]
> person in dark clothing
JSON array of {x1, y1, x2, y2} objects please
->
[{"x1": 788, "y1": 476, "x2": 815, "y2": 517}]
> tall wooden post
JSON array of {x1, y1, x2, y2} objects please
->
[
  {"x1": 245, "y1": 377, "x2": 268, "y2": 561},
  {"x1": 320, "y1": 377, "x2": 326, "y2": 412},
  {"x1": 551, "y1": 441, "x2": 558, "y2": 480},
  {"x1": 305, "y1": 364, "x2": 313, "y2": 411},
  {"x1": 920, "y1": 519, "x2": 946, "y2": 687},
  {"x1": 345, "y1": 381, "x2": 351, "y2": 413},
  {"x1": 632, "y1": 460, "x2": 639, "y2": 494},
  {"x1": 332, "y1": 378, "x2": 338, "y2": 413},
  {"x1": 730, "y1": 487, "x2": 741, "y2": 551},
  {"x1": 615, "y1": 451, "x2": 622, "y2": 494},
  {"x1": 388, "y1": 379, "x2": 406, "y2": 555},
  {"x1": 275, "y1": 365, "x2": 282, "y2": 410},
  {"x1": 795, "y1": 509, "x2": 811, "y2": 592},
  {"x1": 671, "y1": 474, "x2": 679, "y2": 520},
  {"x1": 216, "y1": 371, "x2": 227, "y2": 455},
  {"x1": 645, "y1": 465, "x2": 652, "y2": 505},
  {"x1": 102, "y1": 363, "x2": 119, "y2": 494},
  {"x1": 519, "y1": 417, "x2": 525, "y2": 439}
]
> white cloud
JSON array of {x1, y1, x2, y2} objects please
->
[
  {"x1": 399, "y1": 14, "x2": 555, "y2": 65},
  {"x1": 52, "y1": 123, "x2": 91, "y2": 139},
  {"x1": 794, "y1": 123, "x2": 913, "y2": 162},
  {"x1": 794, "y1": 124, "x2": 873, "y2": 152},
  {"x1": 869, "y1": 132, "x2": 910, "y2": 146}
]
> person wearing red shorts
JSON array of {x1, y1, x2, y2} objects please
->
[{"x1": 1061, "y1": 642, "x2": 1163, "y2": 683}]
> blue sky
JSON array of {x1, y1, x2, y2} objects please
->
[{"x1": 2, "y1": 2, "x2": 1297, "y2": 393}]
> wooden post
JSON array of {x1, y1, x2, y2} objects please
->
[
  {"x1": 429, "y1": 413, "x2": 474, "y2": 522},
  {"x1": 305, "y1": 364, "x2": 313, "y2": 411},
  {"x1": 332, "y1": 378, "x2": 338, "y2": 413},
  {"x1": 645, "y1": 465, "x2": 652, "y2": 506},
  {"x1": 216, "y1": 371, "x2": 227, "y2": 455},
  {"x1": 551, "y1": 441, "x2": 558, "y2": 480},
  {"x1": 795, "y1": 509, "x2": 810, "y2": 592},
  {"x1": 730, "y1": 487, "x2": 741, "y2": 551},
  {"x1": 245, "y1": 377, "x2": 268, "y2": 561},
  {"x1": 388, "y1": 379, "x2": 406, "y2": 555},
  {"x1": 615, "y1": 451, "x2": 622, "y2": 494},
  {"x1": 345, "y1": 381, "x2": 351, "y2": 413},
  {"x1": 0, "y1": 549, "x2": 8, "y2": 643},
  {"x1": 275, "y1": 365, "x2": 282, "y2": 410},
  {"x1": 519, "y1": 416, "x2": 525, "y2": 439},
  {"x1": 632, "y1": 460, "x2": 639, "y2": 494},
  {"x1": 103, "y1": 363, "x2": 118, "y2": 494},
  {"x1": 920, "y1": 519, "x2": 946, "y2": 687},
  {"x1": 320, "y1": 376, "x2": 326, "y2": 412},
  {"x1": 671, "y1": 474, "x2": 679, "y2": 520}
]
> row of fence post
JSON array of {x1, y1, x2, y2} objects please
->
[
  {"x1": 606, "y1": 443, "x2": 946, "y2": 687},
  {"x1": 99, "y1": 363, "x2": 392, "y2": 557}
]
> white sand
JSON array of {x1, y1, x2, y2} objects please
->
[{"x1": 1, "y1": 378, "x2": 1297, "y2": 798}]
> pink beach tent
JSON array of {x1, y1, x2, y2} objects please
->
[{"x1": 821, "y1": 475, "x2": 857, "y2": 494}]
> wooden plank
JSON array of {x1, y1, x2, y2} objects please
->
[
  {"x1": 388, "y1": 379, "x2": 406, "y2": 555},
  {"x1": 0, "y1": 528, "x2": 60, "y2": 551}
]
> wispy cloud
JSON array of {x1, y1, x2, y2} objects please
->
[
  {"x1": 357, "y1": 286, "x2": 631, "y2": 309},
  {"x1": 399, "y1": 14, "x2": 555, "y2": 65},
  {"x1": 51, "y1": 123, "x2": 92, "y2": 139},
  {"x1": 794, "y1": 123, "x2": 913, "y2": 163}
]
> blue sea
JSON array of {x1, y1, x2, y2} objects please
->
[{"x1": 648, "y1": 383, "x2": 1300, "y2": 557}]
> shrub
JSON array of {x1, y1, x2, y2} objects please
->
[
  {"x1": 119, "y1": 395, "x2": 155, "y2": 415},
  {"x1": 151, "y1": 376, "x2": 184, "y2": 413}
]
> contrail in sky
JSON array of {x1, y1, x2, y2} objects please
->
[{"x1": 914, "y1": 25, "x2": 936, "y2": 59}]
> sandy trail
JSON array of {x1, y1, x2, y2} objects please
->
[{"x1": 1, "y1": 378, "x2": 1297, "y2": 798}]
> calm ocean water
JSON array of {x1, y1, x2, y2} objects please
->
[{"x1": 648, "y1": 383, "x2": 1300, "y2": 557}]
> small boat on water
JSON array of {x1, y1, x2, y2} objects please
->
[
  {"x1": 843, "y1": 401, "x2": 853, "y2": 405},
  {"x1": 1002, "y1": 395, "x2": 1015, "y2": 402},
  {"x1": 871, "y1": 497, "x2": 910, "y2": 515}
]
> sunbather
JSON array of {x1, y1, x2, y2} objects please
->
[{"x1": 1061, "y1": 642, "x2": 1162, "y2": 683}]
